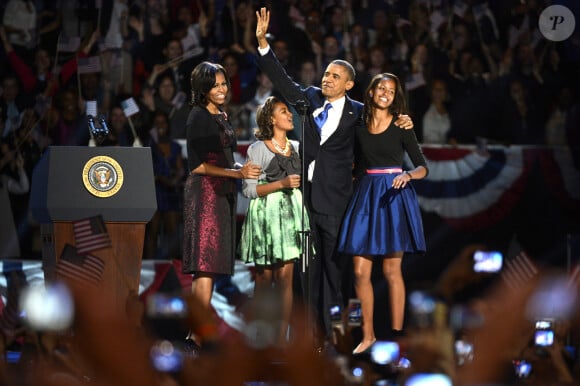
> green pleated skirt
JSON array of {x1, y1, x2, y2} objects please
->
[{"x1": 239, "y1": 187, "x2": 310, "y2": 266}]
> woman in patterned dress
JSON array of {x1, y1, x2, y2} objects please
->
[
  {"x1": 239, "y1": 96, "x2": 308, "y2": 344},
  {"x1": 183, "y1": 61, "x2": 261, "y2": 314}
]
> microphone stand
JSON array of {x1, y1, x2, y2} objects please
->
[{"x1": 293, "y1": 100, "x2": 315, "y2": 341}]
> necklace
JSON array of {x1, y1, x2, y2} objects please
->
[{"x1": 271, "y1": 137, "x2": 290, "y2": 154}]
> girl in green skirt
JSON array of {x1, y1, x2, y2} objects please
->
[{"x1": 239, "y1": 96, "x2": 309, "y2": 345}]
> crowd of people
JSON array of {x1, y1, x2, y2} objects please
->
[
  {"x1": 0, "y1": 244, "x2": 578, "y2": 385},
  {"x1": 1, "y1": 0, "x2": 579, "y2": 385}
]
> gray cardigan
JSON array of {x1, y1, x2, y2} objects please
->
[{"x1": 242, "y1": 140, "x2": 300, "y2": 199}]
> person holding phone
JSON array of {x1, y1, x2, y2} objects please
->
[
  {"x1": 337, "y1": 73, "x2": 428, "y2": 354},
  {"x1": 239, "y1": 96, "x2": 307, "y2": 344}
]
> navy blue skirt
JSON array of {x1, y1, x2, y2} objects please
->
[{"x1": 337, "y1": 168, "x2": 426, "y2": 256}]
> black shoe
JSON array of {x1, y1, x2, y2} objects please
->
[
  {"x1": 323, "y1": 341, "x2": 339, "y2": 358},
  {"x1": 390, "y1": 329, "x2": 406, "y2": 339},
  {"x1": 184, "y1": 338, "x2": 201, "y2": 356}
]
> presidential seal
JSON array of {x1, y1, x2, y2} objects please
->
[{"x1": 82, "y1": 156, "x2": 124, "y2": 198}]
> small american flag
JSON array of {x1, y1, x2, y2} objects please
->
[
  {"x1": 395, "y1": 18, "x2": 412, "y2": 28},
  {"x1": 472, "y1": 3, "x2": 488, "y2": 21},
  {"x1": 172, "y1": 91, "x2": 187, "y2": 109},
  {"x1": 86, "y1": 100, "x2": 98, "y2": 117},
  {"x1": 405, "y1": 72, "x2": 426, "y2": 91},
  {"x1": 77, "y1": 56, "x2": 102, "y2": 74},
  {"x1": 501, "y1": 251, "x2": 539, "y2": 290},
  {"x1": 57, "y1": 244, "x2": 105, "y2": 287},
  {"x1": 453, "y1": 1, "x2": 468, "y2": 17},
  {"x1": 430, "y1": 10, "x2": 447, "y2": 32},
  {"x1": 73, "y1": 215, "x2": 111, "y2": 254},
  {"x1": 121, "y1": 97, "x2": 140, "y2": 117},
  {"x1": 182, "y1": 46, "x2": 204, "y2": 60},
  {"x1": 57, "y1": 36, "x2": 81, "y2": 52}
]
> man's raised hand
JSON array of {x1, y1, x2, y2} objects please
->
[{"x1": 255, "y1": 7, "x2": 270, "y2": 49}]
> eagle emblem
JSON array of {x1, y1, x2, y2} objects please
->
[
  {"x1": 94, "y1": 166, "x2": 112, "y2": 188},
  {"x1": 82, "y1": 156, "x2": 124, "y2": 197}
]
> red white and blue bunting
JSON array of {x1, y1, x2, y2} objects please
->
[{"x1": 408, "y1": 145, "x2": 579, "y2": 230}]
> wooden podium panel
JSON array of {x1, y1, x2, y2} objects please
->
[{"x1": 42, "y1": 222, "x2": 146, "y2": 312}]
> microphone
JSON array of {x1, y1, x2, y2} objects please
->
[
  {"x1": 292, "y1": 99, "x2": 309, "y2": 115},
  {"x1": 87, "y1": 115, "x2": 109, "y2": 145},
  {"x1": 98, "y1": 115, "x2": 110, "y2": 137},
  {"x1": 293, "y1": 99, "x2": 310, "y2": 107},
  {"x1": 87, "y1": 115, "x2": 97, "y2": 135}
]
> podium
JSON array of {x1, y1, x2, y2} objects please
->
[{"x1": 31, "y1": 146, "x2": 157, "y2": 312}]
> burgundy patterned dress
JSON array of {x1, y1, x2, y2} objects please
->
[{"x1": 182, "y1": 106, "x2": 237, "y2": 275}]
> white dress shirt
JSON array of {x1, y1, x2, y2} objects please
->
[{"x1": 308, "y1": 97, "x2": 345, "y2": 181}]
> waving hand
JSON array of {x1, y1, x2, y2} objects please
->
[{"x1": 255, "y1": 7, "x2": 270, "y2": 49}]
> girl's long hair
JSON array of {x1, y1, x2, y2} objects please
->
[
  {"x1": 254, "y1": 96, "x2": 283, "y2": 140},
  {"x1": 362, "y1": 72, "x2": 407, "y2": 128}
]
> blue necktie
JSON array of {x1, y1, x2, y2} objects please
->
[{"x1": 314, "y1": 103, "x2": 332, "y2": 133}]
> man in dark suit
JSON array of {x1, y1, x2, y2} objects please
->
[{"x1": 254, "y1": 8, "x2": 413, "y2": 345}]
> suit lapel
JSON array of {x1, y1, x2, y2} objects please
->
[
  {"x1": 309, "y1": 94, "x2": 357, "y2": 142},
  {"x1": 329, "y1": 98, "x2": 356, "y2": 139}
]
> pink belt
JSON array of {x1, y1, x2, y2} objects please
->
[{"x1": 366, "y1": 168, "x2": 403, "y2": 174}]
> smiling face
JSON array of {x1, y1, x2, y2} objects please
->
[
  {"x1": 321, "y1": 63, "x2": 353, "y2": 102},
  {"x1": 363, "y1": 74, "x2": 407, "y2": 124},
  {"x1": 370, "y1": 78, "x2": 396, "y2": 109},
  {"x1": 271, "y1": 102, "x2": 294, "y2": 133},
  {"x1": 206, "y1": 71, "x2": 228, "y2": 110}
]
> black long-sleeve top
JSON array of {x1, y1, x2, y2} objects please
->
[
  {"x1": 354, "y1": 120, "x2": 428, "y2": 178},
  {"x1": 186, "y1": 106, "x2": 236, "y2": 171}
]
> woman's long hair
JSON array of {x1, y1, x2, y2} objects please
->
[
  {"x1": 189, "y1": 61, "x2": 231, "y2": 107},
  {"x1": 362, "y1": 72, "x2": 407, "y2": 128}
]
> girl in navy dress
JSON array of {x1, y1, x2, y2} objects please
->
[{"x1": 338, "y1": 73, "x2": 428, "y2": 354}]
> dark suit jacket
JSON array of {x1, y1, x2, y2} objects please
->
[{"x1": 256, "y1": 49, "x2": 363, "y2": 216}]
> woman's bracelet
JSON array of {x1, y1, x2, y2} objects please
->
[{"x1": 405, "y1": 171, "x2": 413, "y2": 180}]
